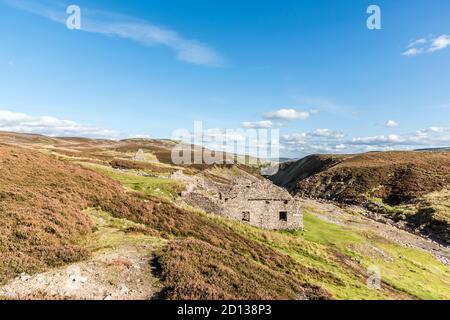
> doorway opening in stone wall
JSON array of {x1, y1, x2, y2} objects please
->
[
  {"x1": 279, "y1": 211, "x2": 288, "y2": 222},
  {"x1": 242, "y1": 211, "x2": 250, "y2": 222}
]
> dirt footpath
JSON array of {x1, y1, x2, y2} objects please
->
[{"x1": 0, "y1": 210, "x2": 167, "y2": 300}]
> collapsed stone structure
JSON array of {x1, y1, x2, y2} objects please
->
[
  {"x1": 217, "y1": 179, "x2": 303, "y2": 230},
  {"x1": 133, "y1": 149, "x2": 146, "y2": 161},
  {"x1": 172, "y1": 171, "x2": 302, "y2": 231}
]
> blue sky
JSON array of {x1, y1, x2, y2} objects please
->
[{"x1": 1, "y1": 0, "x2": 450, "y2": 158}]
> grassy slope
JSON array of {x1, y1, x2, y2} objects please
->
[
  {"x1": 93, "y1": 166, "x2": 449, "y2": 300},
  {"x1": 1, "y1": 147, "x2": 326, "y2": 299},
  {"x1": 300, "y1": 213, "x2": 450, "y2": 299},
  {"x1": 97, "y1": 167, "x2": 450, "y2": 300},
  {"x1": 209, "y1": 210, "x2": 450, "y2": 300},
  {"x1": 86, "y1": 164, "x2": 185, "y2": 201},
  {"x1": 79, "y1": 164, "x2": 331, "y2": 299},
  {"x1": 367, "y1": 192, "x2": 450, "y2": 244}
]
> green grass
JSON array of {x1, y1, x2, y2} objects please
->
[
  {"x1": 211, "y1": 213, "x2": 388, "y2": 299},
  {"x1": 367, "y1": 194, "x2": 450, "y2": 244},
  {"x1": 299, "y1": 213, "x2": 364, "y2": 246},
  {"x1": 89, "y1": 165, "x2": 185, "y2": 201},
  {"x1": 366, "y1": 197, "x2": 409, "y2": 221},
  {"x1": 374, "y1": 243, "x2": 450, "y2": 300},
  {"x1": 300, "y1": 212, "x2": 450, "y2": 299},
  {"x1": 208, "y1": 209, "x2": 450, "y2": 300},
  {"x1": 91, "y1": 164, "x2": 450, "y2": 300},
  {"x1": 81, "y1": 208, "x2": 166, "y2": 253}
]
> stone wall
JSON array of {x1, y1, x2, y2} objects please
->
[
  {"x1": 183, "y1": 191, "x2": 223, "y2": 215},
  {"x1": 171, "y1": 170, "x2": 303, "y2": 231},
  {"x1": 222, "y1": 197, "x2": 302, "y2": 230}
]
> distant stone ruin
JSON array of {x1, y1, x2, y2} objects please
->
[
  {"x1": 133, "y1": 149, "x2": 145, "y2": 161},
  {"x1": 174, "y1": 171, "x2": 302, "y2": 231}
]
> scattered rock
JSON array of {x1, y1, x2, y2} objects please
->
[
  {"x1": 118, "y1": 284, "x2": 129, "y2": 295},
  {"x1": 19, "y1": 273, "x2": 32, "y2": 281}
]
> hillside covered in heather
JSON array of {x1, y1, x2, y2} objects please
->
[
  {"x1": 270, "y1": 151, "x2": 450, "y2": 244},
  {"x1": 0, "y1": 132, "x2": 449, "y2": 300}
]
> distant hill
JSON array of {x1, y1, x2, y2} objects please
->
[
  {"x1": 270, "y1": 151, "x2": 450, "y2": 244},
  {"x1": 415, "y1": 147, "x2": 450, "y2": 152},
  {"x1": 0, "y1": 131, "x2": 267, "y2": 171}
]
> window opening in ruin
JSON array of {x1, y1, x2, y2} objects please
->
[
  {"x1": 242, "y1": 211, "x2": 250, "y2": 222},
  {"x1": 279, "y1": 211, "x2": 288, "y2": 222}
]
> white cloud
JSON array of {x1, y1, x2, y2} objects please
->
[
  {"x1": 417, "y1": 126, "x2": 450, "y2": 135},
  {"x1": 429, "y1": 126, "x2": 449, "y2": 132},
  {"x1": 350, "y1": 134, "x2": 404, "y2": 145},
  {"x1": 127, "y1": 134, "x2": 153, "y2": 139},
  {"x1": 241, "y1": 120, "x2": 273, "y2": 129},
  {"x1": 407, "y1": 38, "x2": 427, "y2": 48},
  {"x1": 402, "y1": 35, "x2": 450, "y2": 56},
  {"x1": 402, "y1": 48, "x2": 423, "y2": 56},
  {"x1": 312, "y1": 128, "x2": 345, "y2": 139},
  {"x1": 4, "y1": 0, "x2": 223, "y2": 66},
  {"x1": 348, "y1": 128, "x2": 450, "y2": 149},
  {"x1": 385, "y1": 120, "x2": 399, "y2": 128},
  {"x1": 174, "y1": 126, "x2": 280, "y2": 158},
  {"x1": 173, "y1": 121, "x2": 450, "y2": 159},
  {"x1": 281, "y1": 133, "x2": 308, "y2": 145},
  {"x1": 263, "y1": 108, "x2": 310, "y2": 121},
  {"x1": 279, "y1": 125, "x2": 450, "y2": 158},
  {"x1": 0, "y1": 110, "x2": 120, "y2": 139},
  {"x1": 429, "y1": 35, "x2": 450, "y2": 52}
]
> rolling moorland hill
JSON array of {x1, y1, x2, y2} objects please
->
[
  {"x1": 270, "y1": 151, "x2": 450, "y2": 244},
  {"x1": 0, "y1": 132, "x2": 449, "y2": 300},
  {"x1": 0, "y1": 143, "x2": 328, "y2": 300}
]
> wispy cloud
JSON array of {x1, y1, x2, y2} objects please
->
[
  {"x1": 241, "y1": 120, "x2": 273, "y2": 129},
  {"x1": 243, "y1": 107, "x2": 316, "y2": 130},
  {"x1": 3, "y1": 0, "x2": 224, "y2": 66},
  {"x1": 312, "y1": 128, "x2": 345, "y2": 139},
  {"x1": 408, "y1": 38, "x2": 427, "y2": 48},
  {"x1": 287, "y1": 95, "x2": 357, "y2": 119},
  {"x1": 346, "y1": 128, "x2": 450, "y2": 150},
  {"x1": 0, "y1": 109, "x2": 120, "y2": 139},
  {"x1": 385, "y1": 120, "x2": 399, "y2": 128},
  {"x1": 279, "y1": 125, "x2": 450, "y2": 158},
  {"x1": 429, "y1": 35, "x2": 450, "y2": 52},
  {"x1": 177, "y1": 123, "x2": 450, "y2": 159},
  {"x1": 402, "y1": 35, "x2": 450, "y2": 56},
  {"x1": 263, "y1": 108, "x2": 310, "y2": 121},
  {"x1": 402, "y1": 47, "x2": 423, "y2": 56}
]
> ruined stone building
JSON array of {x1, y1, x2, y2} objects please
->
[
  {"x1": 133, "y1": 149, "x2": 146, "y2": 161},
  {"x1": 218, "y1": 179, "x2": 303, "y2": 230},
  {"x1": 175, "y1": 171, "x2": 303, "y2": 231}
]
